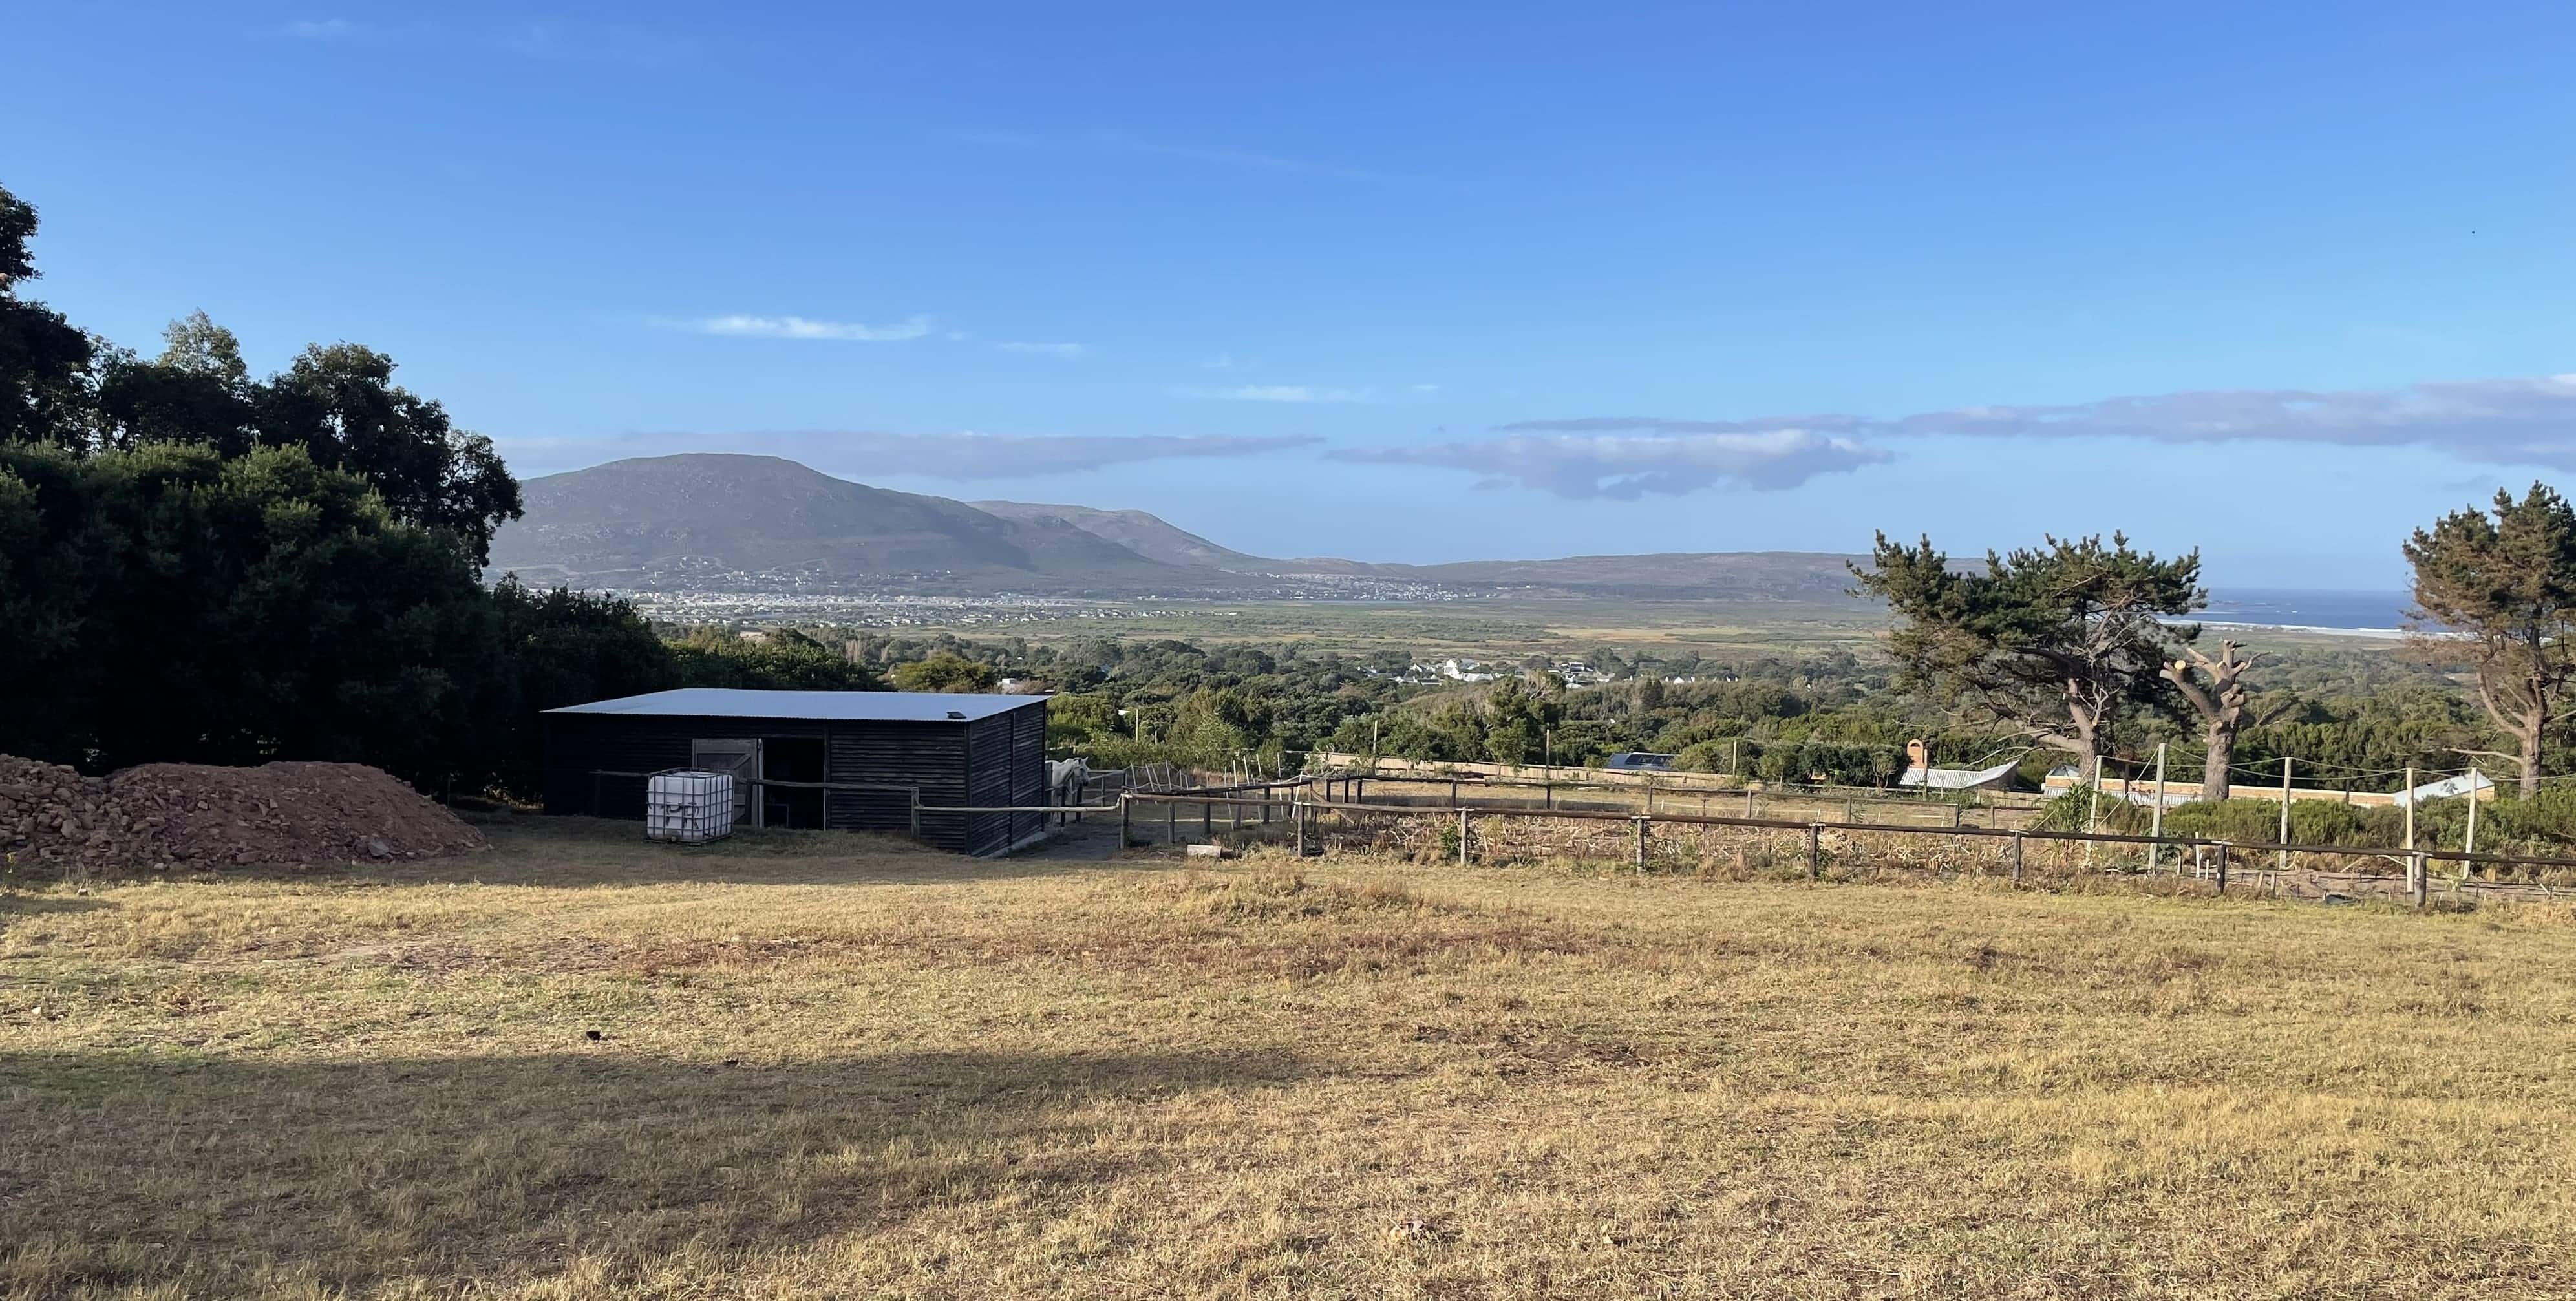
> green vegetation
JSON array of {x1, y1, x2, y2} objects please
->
[
  {"x1": 0, "y1": 184, "x2": 875, "y2": 794},
  {"x1": 2404, "y1": 483, "x2": 2576, "y2": 794}
]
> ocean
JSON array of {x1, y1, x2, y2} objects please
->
[{"x1": 2198, "y1": 589, "x2": 2412, "y2": 635}]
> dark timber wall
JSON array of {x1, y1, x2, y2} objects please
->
[{"x1": 541, "y1": 699, "x2": 1048, "y2": 854}]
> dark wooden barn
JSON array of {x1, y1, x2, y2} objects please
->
[{"x1": 541, "y1": 689, "x2": 1050, "y2": 855}]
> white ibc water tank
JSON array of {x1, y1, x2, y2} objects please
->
[{"x1": 646, "y1": 770, "x2": 736, "y2": 843}]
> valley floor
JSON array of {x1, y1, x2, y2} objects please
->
[{"x1": 5, "y1": 818, "x2": 2574, "y2": 1298}]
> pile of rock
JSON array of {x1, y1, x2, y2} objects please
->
[{"x1": 0, "y1": 755, "x2": 486, "y2": 872}]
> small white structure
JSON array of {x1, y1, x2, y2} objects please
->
[
  {"x1": 1605, "y1": 752, "x2": 1675, "y2": 771},
  {"x1": 1897, "y1": 757, "x2": 2021, "y2": 792},
  {"x1": 646, "y1": 769, "x2": 736, "y2": 843},
  {"x1": 2392, "y1": 770, "x2": 2496, "y2": 807}
]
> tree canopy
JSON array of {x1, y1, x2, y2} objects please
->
[
  {"x1": 0, "y1": 178, "x2": 878, "y2": 792},
  {"x1": 2403, "y1": 483, "x2": 2576, "y2": 795},
  {"x1": 3, "y1": 184, "x2": 522, "y2": 564},
  {"x1": 1852, "y1": 531, "x2": 2204, "y2": 773}
]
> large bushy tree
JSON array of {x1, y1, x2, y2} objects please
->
[
  {"x1": 0, "y1": 187, "x2": 96, "y2": 449},
  {"x1": 2403, "y1": 483, "x2": 2576, "y2": 796},
  {"x1": 1852, "y1": 532, "x2": 2204, "y2": 777},
  {"x1": 0, "y1": 178, "x2": 873, "y2": 794}
]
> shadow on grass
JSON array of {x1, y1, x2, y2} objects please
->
[
  {"x1": 1, "y1": 1044, "x2": 1314, "y2": 1296},
  {"x1": 368, "y1": 815, "x2": 1176, "y2": 889},
  {"x1": 0, "y1": 893, "x2": 111, "y2": 918}
]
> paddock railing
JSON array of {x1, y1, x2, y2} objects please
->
[{"x1": 1119, "y1": 784, "x2": 2576, "y2": 909}]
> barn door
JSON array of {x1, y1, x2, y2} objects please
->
[{"x1": 691, "y1": 738, "x2": 761, "y2": 827}]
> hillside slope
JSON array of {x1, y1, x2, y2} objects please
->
[
  {"x1": 970, "y1": 500, "x2": 1270, "y2": 571},
  {"x1": 487, "y1": 454, "x2": 1212, "y2": 591}
]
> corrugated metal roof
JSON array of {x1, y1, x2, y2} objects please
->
[{"x1": 544, "y1": 688, "x2": 1045, "y2": 722}]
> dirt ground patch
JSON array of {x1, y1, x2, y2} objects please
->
[{"x1": 1, "y1": 755, "x2": 484, "y2": 874}]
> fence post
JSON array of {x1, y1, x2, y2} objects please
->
[
  {"x1": 2411, "y1": 851, "x2": 2428, "y2": 910},
  {"x1": 1745, "y1": 787, "x2": 1755, "y2": 818},
  {"x1": 1166, "y1": 800, "x2": 1176, "y2": 845},
  {"x1": 2010, "y1": 831, "x2": 2024, "y2": 886},
  {"x1": 1295, "y1": 796, "x2": 1308, "y2": 856},
  {"x1": 2276, "y1": 757, "x2": 2293, "y2": 873},
  {"x1": 1458, "y1": 807, "x2": 1471, "y2": 865},
  {"x1": 1202, "y1": 799, "x2": 1213, "y2": 838},
  {"x1": 2215, "y1": 840, "x2": 2230, "y2": 894},
  {"x1": 1119, "y1": 793, "x2": 1131, "y2": 847},
  {"x1": 2402, "y1": 766, "x2": 2416, "y2": 852},
  {"x1": 1634, "y1": 816, "x2": 1647, "y2": 871},
  {"x1": 908, "y1": 792, "x2": 921, "y2": 839},
  {"x1": 1807, "y1": 823, "x2": 1822, "y2": 881}
]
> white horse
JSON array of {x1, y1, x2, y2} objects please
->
[{"x1": 1047, "y1": 757, "x2": 1091, "y2": 806}]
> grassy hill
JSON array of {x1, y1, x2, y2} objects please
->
[{"x1": 487, "y1": 454, "x2": 1216, "y2": 591}]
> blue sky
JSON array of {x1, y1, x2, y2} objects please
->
[{"x1": 7, "y1": 2, "x2": 2574, "y2": 586}]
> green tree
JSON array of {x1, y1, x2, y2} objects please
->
[
  {"x1": 1853, "y1": 532, "x2": 2202, "y2": 777},
  {"x1": 1482, "y1": 676, "x2": 1562, "y2": 766},
  {"x1": 890, "y1": 650, "x2": 999, "y2": 693},
  {"x1": 0, "y1": 440, "x2": 498, "y2": 773},
  {"x1": 2403, "y1": 483, "x2": 2576, "y2": 796},
  {"x1": 94, "y1": 312, "x2": 259, "y2": 454},
  {"x1": 255, "y1": 343, "x2": 522, "y2": 565},
  {"x1": 0, "y1": 184, "x2": 96, "y2": 449},
  {"x1": 671, "y1": 628, "x2": 882, "y2": 691}
]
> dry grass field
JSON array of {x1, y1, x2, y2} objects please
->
[{"x1": 6, "y1": 818, "x2": 2576, "y2": 1300}]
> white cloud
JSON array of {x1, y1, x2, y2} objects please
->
[
  {"x1": 997, "y1": 341, "x2": 1087, "y2": 358},
  {"x1": 1384, "y1": 370, "x2": 2576, "y2": 500},
  {"x1": 504, "y1": 429, "x2": 1323, "y2": 480},
  {"x1": 278, "y1": 17, "x2": 363, "y2": 40},
  {"x1": 1502, "y1": 374, "x2": 2576, "y2": 469},
  {"x1": 1184, "y1": 384, "x2": 1373, "y2": 404},
  {"x1": 1336, "y1": 428, "x2": 1890, "y2": 497},
  {"x1": 660, "y1": 314, "x2": 933, "y2": 342}
]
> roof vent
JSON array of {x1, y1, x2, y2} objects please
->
[{"x1": 946, "y1": 709, "x2": 966, "y2": 719}]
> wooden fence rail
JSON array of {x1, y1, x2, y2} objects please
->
[{"x1": 1120, "y1": 786, "x2": 2576, "y2": 907}]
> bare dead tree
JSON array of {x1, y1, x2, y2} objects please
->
[{"x1": 2161, "y1": 640, "x2": 2264, "y2": 801}]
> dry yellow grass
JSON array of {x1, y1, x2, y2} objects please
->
[{"x1": 6, "y1": 816, "x2": 2576, "y2": 1299}]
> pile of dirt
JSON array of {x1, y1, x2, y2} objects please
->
[{"x1": 1, "y1": 756, "x2": 485, "y2": 872}]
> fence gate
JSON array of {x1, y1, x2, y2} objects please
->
[{"x1": 690, "y1": 738, "x2": 761, "y2": 827}]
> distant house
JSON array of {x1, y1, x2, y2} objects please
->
[
  {"x1": 1438, "y1": 657, "x2": 1500, "y2": 683},
  {"x1": 1604, "y1": 752, "x2": 1675, "y2": 771}
]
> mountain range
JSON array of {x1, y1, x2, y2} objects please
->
[{"x1": 486, "y1": 453, "x2": 1869, "y2": 600}]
